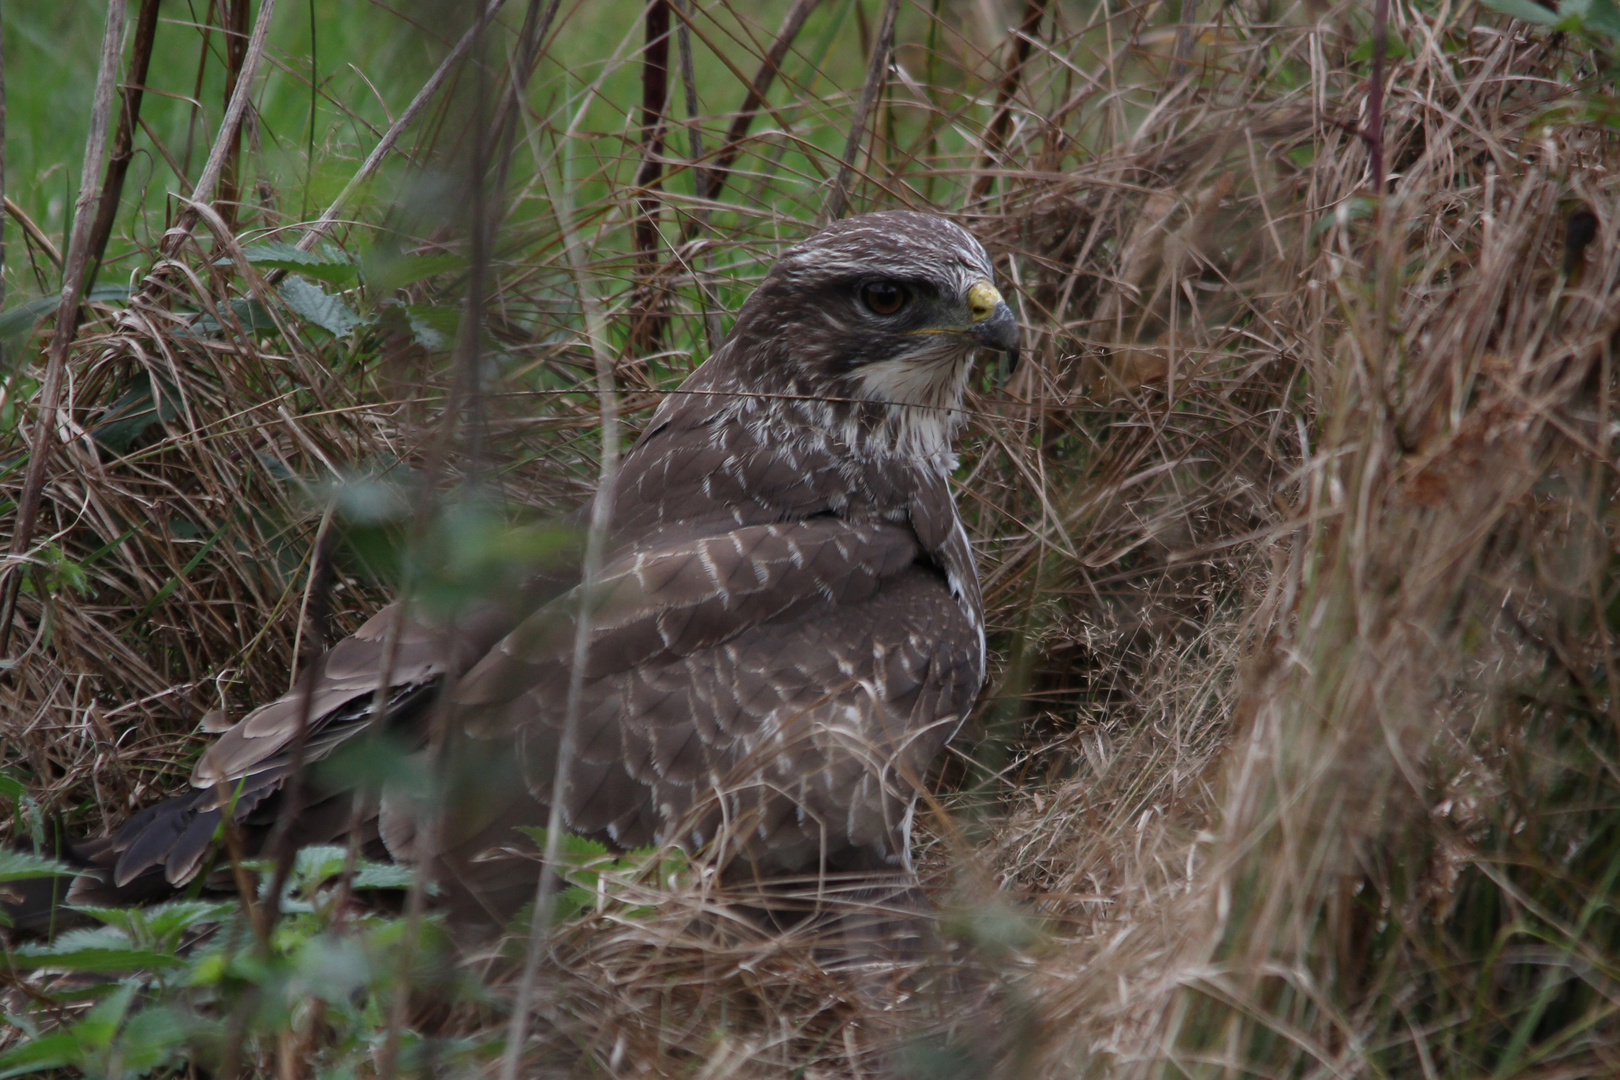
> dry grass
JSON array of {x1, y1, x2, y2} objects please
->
[{"x1": 3, "y1": 0, "x2": 1619, "y2": 1076}]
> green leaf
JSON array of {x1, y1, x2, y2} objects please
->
[
  {"x1": 1350, "y1": 33, "x2": 1410, "y2": 61},
  {"x1": 351, "y1": 862, "x2": 415, "y2": 890},
  {"x1": 0, "y1": 295, "x2": 60, "y2": 340},
  {"x1": 112, "y1": 1005, "x2": 188, "y2": 1075},
  {"x1": 86, "y1": 371, "x2": 184, "y2": 453},
  {"x1": 239, "y1": 241, "x2": 359, "y2": 287},
  {"x1": 0, "y1": 982, "x2": 162, "y2": 1078},
  {"x1": 77, "y1": 899, "x2": 235, "y2": 944},
  {"x1": 0, "y1": 848, "x2": 74, "y2": 883},
  {"x1": 0, "y1": 1028, "x2": 83, "y2": 1078},
  {"x1": 403, "y1": 304, "x2": 455, "y2": 350},
  {"x1": 374, "y1": 300, "x2": 456, "y2": 350},
  {"x1": 364, "y1": 252, "x2": 466, "y2": 293},
  {"x1": 6, "y1": 942, "x2": 185, "y2": 972},
  {"x1": 1478, "y1": 0, "x2": 1560, "y2": 24},
  {"x1": 1583, "y1": 0, "x2": 1620, "y2": 36},
  {"x1": 278, "y1": 277, "x2": 364, "y2": 336},
  {"x1": 515, "y1": 827, "x2": 611, "y2": 862},
  {"x1": 0, "y1": 771, "x2": 26, "y2": 800},
  {"x1": 189, "y1": 297, "x2": 277, "y2": 336}
]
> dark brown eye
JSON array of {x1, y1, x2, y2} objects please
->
[{"x1": 861, "y1": 281, "x2": 908, "y2": 316}]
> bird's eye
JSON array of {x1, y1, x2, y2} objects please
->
[{"x1": 861, "y1": 281, "x2": 908, "y2": 316}]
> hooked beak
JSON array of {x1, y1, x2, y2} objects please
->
[
  {"x1": 970, "y1": 300, "x2": 1021, "y2": 372},
  {"x1": 963, "y1": 280, "x2": 1020, "y2": 372}
]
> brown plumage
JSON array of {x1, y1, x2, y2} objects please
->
[{"x1": 28, "y1": 211, "x2": 1019, "y2": 928}]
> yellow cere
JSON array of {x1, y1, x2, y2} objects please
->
[{"x1": 967, "y1": 280, "x2": 1003, "y2": 321}]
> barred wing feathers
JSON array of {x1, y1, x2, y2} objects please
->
[{"x1": 454, "y1": 515, "x2": 981, "y2": 871}]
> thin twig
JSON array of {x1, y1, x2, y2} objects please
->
[
  {"x1": 675, "y1": 0, "x2": 723, "y2": 353},
  {"x1": 2, "y1": 199, "x2": 59, "y2": 271},
  {"x1": 0, "y1": 0, "x2": 127, "y2": 658},
  {"x1": 824, "y1": 0, "x2": 899, "y2": 220},
  {"x1": 1367, "y1": 0, "x2": 1388, "y2": 196},
  {"x1": 629, "y1": 0, "x2": 672, "y2": 355},
  {"x1": 692, "y1": 0, "x2": 820, "y2": 206},
  {"x1": 148, "y1": 0, "x2": 277, "y2": 268},
  {"x1": 217, "y1": 0, "x2": 253, "y2": 233},
  {"x1": 971, "y1": 0, "x2": 1046, "y2": 204},
  {"x1": 291, "y1": 0, "x2": 512, "y2": 255},
  {"x1": 498, "y1": 161, "x2": 622, "y2": 1080},
  {"x1": 86, "y1": 0, "x2": 165, "y2": 292}
]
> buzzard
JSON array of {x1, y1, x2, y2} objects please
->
[{"x1": 21, "y1": 211, "x2": 1018, "y2": 927}]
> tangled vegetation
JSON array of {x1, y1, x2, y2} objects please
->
[{"x1": 2, "y1": 0, "x2": 1619, "y2": 1076}]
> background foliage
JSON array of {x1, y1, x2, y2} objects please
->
[{"x1": 2, "y1": 0, "x2": 1619, "y2": 1076}]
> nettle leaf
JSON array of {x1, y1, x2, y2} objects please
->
[
  {"x1": 77, "y1": 899, "x2": 234, "y2": 945},
  {"x1": 240, "y1": 241, "x2": 359, "y2": 287},
  {"x1": 0, "y1": 848, "x2": 74, "y2": 882},
  {"x1": 352, "y1": 862, "x2": 415, "y2": 890},
  {"x1": 292, "y1": 844, "x2": 350, "y2": 890},
  {"x1": 375, "y1": 300, "x2": 457, "y2": 350},
  {"x1": 8, "y1": 926, "x2": 184, "y2": 972},
  {"x1": 0, "y1": 295, "x2": 61, "y2": 340},
  {"x1": 0, "y1": 1027, "x2": 83, "y2": 1078},
  {"x1": 0, "y1": 982, "x2": 185, "y2": 1080},
  {"x1": 278, "y1": 277, "x2": 364, "y2": 336},
  {"x1": 404, "y1": 304, "x2": 456, "y2": 350}
]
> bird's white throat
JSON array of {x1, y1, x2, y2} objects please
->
[{"x1": 850, "y1": 347, "x2": 976, "y2": 469}]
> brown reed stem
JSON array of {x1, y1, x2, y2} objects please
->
[
  {"x1": 0, "y1": 0, "x2": 127, "y2": 659},
  {"x1": 824, "y1": 0, "x2": 899, "y2": 220},
  {"x1": 216, "y1": 0, "x2": 252, "y2": 233},
  {"x1": 86, "y1": 0, "x2": 165, "y2": 293},
  {"x1": 696, "y1": 0, "x2": 819, "y2": 205},
  {"x1": 972, "y1": 0, "x2": 1046, "y2": 204},
  {"x1": 1368, "y1": 0, "x2": 1388, "y2": 196},
  {"x1": 149, "y1": 0, "x2": 276, "y2": 269},
  {"x1": 675, "y1": 0, "x2": 723, "y2": 353},
  {"x1": 630, "y1": 0, "x2": 672, "y2": 355}
]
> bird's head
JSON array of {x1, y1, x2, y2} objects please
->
[{"x1": 712, "y1": 211, "x2": 1018, "y2": 417}]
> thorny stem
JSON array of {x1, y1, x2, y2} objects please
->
[{"x1": 0, "y1": 0, "x2": 126, "y2": 659}]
